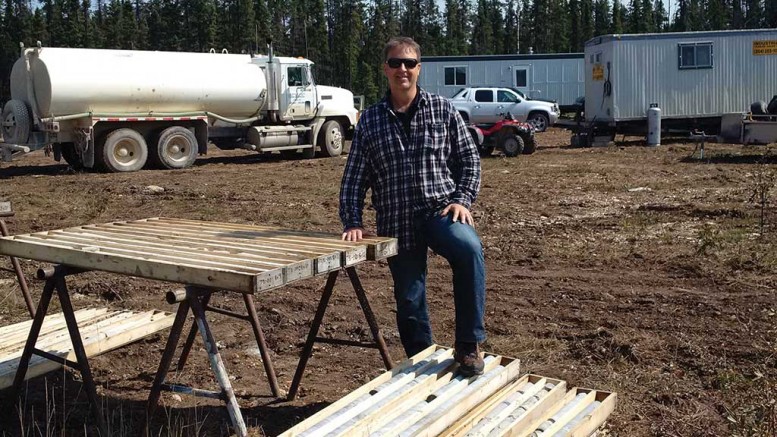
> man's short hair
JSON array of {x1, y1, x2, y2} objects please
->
[{"x1": 383, "y1": 37, "x2": 421, "y2": 61}]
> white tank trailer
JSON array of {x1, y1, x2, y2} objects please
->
[{"x1": 1, "y1": 44, "x2": 359, "y2": 172}]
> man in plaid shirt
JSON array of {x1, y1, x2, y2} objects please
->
[{"x1": 339, "y1": 37, "x2": 486, "y2": 376}]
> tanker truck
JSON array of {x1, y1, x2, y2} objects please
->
[{"x1": 0, "y1": 43, "x2": 359, "y2": 172}]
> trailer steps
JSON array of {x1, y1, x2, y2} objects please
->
[{"x1": 280, "y1": 345, "x2": 616, "y2": 437}]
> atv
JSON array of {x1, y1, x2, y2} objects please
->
[{"x1": 466, "y1": 114, "x2": 537, "y2": 157}]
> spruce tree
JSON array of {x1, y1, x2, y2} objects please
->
[{"x1": 593, "y1": 0, "x2": 610, "y2": 36}]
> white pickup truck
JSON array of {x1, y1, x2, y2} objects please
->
[{"x1": 450, "y1": 87, "x2": 559, "y2": 132}]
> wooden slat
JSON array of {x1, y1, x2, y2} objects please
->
[
  {"x1": 148, "y1": 218, "x2": 382, "y2": 263},
  {"x1": 280, "y1": 345, "x2": 442, "y2": 436},
  {"x1": 0, "y1": 309, "x2": 174, "y2": 389},
  {"x1": 0, "y1": 218, "x2": 397, "y2": 292},
  {"x1": 80, "y1": 225, "x2": 343, "y2": 274},
  {"x1": 108, "y1": 220, "x2": 369, "y2": 267},
  {"x1": 0, "y1": 236, "x2": 262, "y2": 293},
  {"x1": 279, "y1": 345, "x2": 616, "y2": 437}
]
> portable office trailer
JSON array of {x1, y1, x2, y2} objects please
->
[
  {"x1": 418, "y1": 53, "x2": 584, "y2": 109},
  {"x1": 584, "y1": 29, "x2": 777, "y2": 135}
]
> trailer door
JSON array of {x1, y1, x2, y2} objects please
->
[{"x1": 512, "y1": 65, "x2": 532, "y2": 97}]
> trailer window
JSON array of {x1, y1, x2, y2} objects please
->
[
  {"x1": 475, "y1": 90, "x2": 494, "y2": 102},
  {"x1": 515, "y1": 69, "x2": 528, "y2": 87},
  {"x1": 678, "y1": 42, "x2": 713, "y2": 69},
  {"x1": 444, "y1": 66, "x2": 467, "y2": 86}
]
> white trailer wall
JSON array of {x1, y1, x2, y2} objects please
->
[
  {"x1": 585, "y1": 29, "x2": 777, "y2": 122},
  {"x1": 418, "y1": 54, "x2": 584, "y2": 106}
]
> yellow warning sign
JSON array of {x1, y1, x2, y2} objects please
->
[
  {"x1": 592, "y1": 64, "x2": 604, "y2": 81},
  {"x1": 753, "y1": 40, "x2": 777, "y2": 55}
]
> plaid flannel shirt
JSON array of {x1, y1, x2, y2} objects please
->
[{"x1": 339, "y1": 88, "x2": 481, "y2": 250}]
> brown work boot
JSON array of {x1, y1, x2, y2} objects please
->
[{"x1": 454, "y1": 342, "x2": 485, "y2": 377}]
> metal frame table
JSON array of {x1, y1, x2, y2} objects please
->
[{"x1": 0, "y1": 217, "x2": 398, "y2": 436}]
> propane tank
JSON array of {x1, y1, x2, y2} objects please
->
[{"x1": 647, "y1": 103, "x2": 661, "y2": 146}]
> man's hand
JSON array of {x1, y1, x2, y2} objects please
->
[
  {"x1": 441, "y1": 203, "x2": 474, "y2": 226},
  {"x1": 342, "y1": 227, "x2": 368, "y2": 242}
]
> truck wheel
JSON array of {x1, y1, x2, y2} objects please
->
[
  {"x1": 153, "y1": 126, "x2": 198, "y2": 169},
  {"x1": 521, "y1": 134, "x2": 537, "y2": 154},
  {"x1": 2, "y1": 100, "x2": 31, "y2": 144},
  {"x1": 500, "y1": 134, "x2": 524, "y2": 157},
  {"x1": 318, "y1": 120, "x2": 344, "y2": 157},
  {"x1": 97, "y1": 128, "x2": 148, "y2": 172},
  {"x1": 60, "y1": 143, "x2": 84, "y2": 169},
  {"x1": 528, "y1": 112, "x2": 550, "y2": 132}
]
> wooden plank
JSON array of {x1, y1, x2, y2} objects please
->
[
  {"x1": 0, "y1": 308, "x2": 102, "y2": 339},
  {"x1": 488, "y1": 377, "x2": 568, "y2": 437},
  {"x1": 554, "y1": 390, "x2": 616, "y2": 437},
  {"x1": 0, "y1": 236, "x2": 259, "y2": 293},
  {"x1": 406, "y1": 358, "x2": 523, "y2": 437},
  {"x1": 335, "y1": 357, "x2": 459, "y2": 436},
  {"x1": 40, "y1": 232, "x2": 316, "y2": 285},
  {"x1": 0, "y1": 311, "x2": 147, "y2": 364},
  {"x1": 54, "y1": 229, "x2": 306, "y2": 265},
  {"x1": 80, "y1": 225, "x2": 343, "y2": 275},
  {"x1": 279, "y1": 345, "x2": 442, "y2": 436},
  {"x1": 522, "y1": 389, "x2": 597, "y2": 437},
  {"x1": 438, "y1": 374, "x2": 536, "y2": 437},
  {"x1": 0, "y1": 310, "x2": 174, "y2": 389},
  {"x1": 0, "y1": 309, "x2": 115, "y2": 354},
  {"x1": 378, "y1": 355, "x2": 506, "y2": 436},
  {"x1": 106, "y1": 221, "x2": 369, "y2": 267},
  {"x1": 19, "y1": 234, "x2": 276, "y2": 272},
  {"x1": 137, "y1": 219, "x2": 363, "y2": 251},
  {"x1": 152, "y1": 217, "x2": 398, "y2": 261},
  {"x1": 300, "y1": 349, "x2": 456, "y2": 436},
  {"x1": 140, "y1": 219, "x2": 372, "y2": 262}
]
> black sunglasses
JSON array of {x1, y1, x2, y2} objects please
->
[{"x1": 386, "y1": 58, "x2": 420, "y2": 69}]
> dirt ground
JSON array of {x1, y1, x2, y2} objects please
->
[{"x1": 0, "y1": 128, "x2": 775, "y2": 436}]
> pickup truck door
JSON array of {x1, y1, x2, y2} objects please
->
[
  {"x1": 283, "y1": 64, "x2": 316, "y2": 120},
  {"x1": 496, "y1": 89, "x2": 528, "y2": 120},
  {"x1": 471, "y1": 89, "x2": 499, "y2": 124}
]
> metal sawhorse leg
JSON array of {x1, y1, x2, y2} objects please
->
[
  {"x1": 146, "y1": 286, "x2": 250, "y2": 437},
  {"x1": 287, "y1": 267, "x2": 394, "y2": 400},
  {"x1": 0, "y1": 201, "x2": 35, "y2": 318},
  {"x1": 7, "y1": 265, "x2": 109, "y2": 436}
]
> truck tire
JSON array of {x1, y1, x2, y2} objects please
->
[
  {"x1": 521, "y1": 134, "x2": 537, "y2": 154},
  {"x1": 59, "y1": 143, "x2": 84, "y2": 169},
  {"x1": 97, "y1": 128, "x2": 148, "y2": 172},
  {"x1": 152, "y1": 126, "x2": 198, "y2": 169},
  {"x1": 500, "y1": 134, "x2": 524, "y2": 157},
  {"x1": 2, "y1": 100, "x2": 31, "y2": 144},
  {"x1": 318, "y1": 120, "x2": 344, "y2": 157},
  {"x1": 527, "y1": 112, "x2": 550, "y2": 132}
]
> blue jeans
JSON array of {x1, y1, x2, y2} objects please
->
[{"x1": 387, "y1": 213, "x2": 486, "y2": 357}]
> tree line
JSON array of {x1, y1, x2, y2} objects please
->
[{"x1": 1, "y1": 0, "x2": 775, "y2": 105}]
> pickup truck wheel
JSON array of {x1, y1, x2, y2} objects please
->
[
  {"x1": 500, "y1": 134, "x2": 524, "y2": 157},
  {"x1": 2, "y1": 100, "x2": 31, "y2": 144},
  {"x1": 318, "y1": 120, "x2": 344, "y2": 157},
  {"x1": 521, "y1": 134, "x2": 537, "y2": 154},
  {"x1": 153, "y1": 126, "x2": 198, "y2": 169},
  {"x1": 97, "y1": 128, "x2": 148, "y2": 172},
  {"x1": 528, "y1": 112, "x2": 550, "y2": 132}
]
